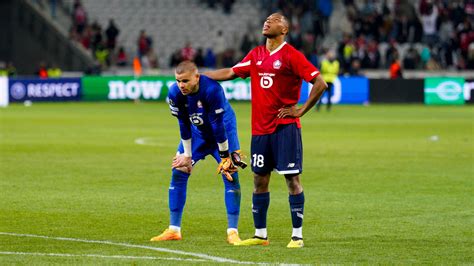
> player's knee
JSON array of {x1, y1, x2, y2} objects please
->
[
  {"x1": 253, "y1": 174, "x2": 270, "y2": 193},
  {"x1": 173, "y1": 166, "x2": 192, "y2": 174}
]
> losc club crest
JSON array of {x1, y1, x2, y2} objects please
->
[
  {"x1": 197, "y1": 100, "x2": 202, "y2": 108},
  {"x1": 273, "y1": 60, "x2": 282, "y2": 69},
  {"x1": 10, "y1": 82, "x2": 27, "y2": 100}
]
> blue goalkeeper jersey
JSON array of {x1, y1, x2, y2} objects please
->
[{"x1": 168, "y1": 75, "x2": 236, "y2": 145}]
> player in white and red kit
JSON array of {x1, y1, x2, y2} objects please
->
[{"x1": 205, "y1": 13, "x2": 327, "y2": 248}]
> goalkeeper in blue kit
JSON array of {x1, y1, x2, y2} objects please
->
[{"x1": 150, "y1": 61, "x2": 246, "y2": 244}]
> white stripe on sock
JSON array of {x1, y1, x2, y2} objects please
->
[
  {"x1": 292, "y1": 227, "x2": 302, "y2": 239},
  {"x1": 255, "y1": 228, "x2": 267, "y2": 238}
]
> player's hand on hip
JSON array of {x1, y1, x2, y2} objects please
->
[
  {"x1": 278, "y1": 105, "x2": 302, "y2": 118},
  {"x1": 172, "y1": 154, "x2": 193, "y2": 173}
]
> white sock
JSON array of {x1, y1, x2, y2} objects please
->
[
  {"x1": 255, "y1": 228, "x2": 267, "y2": 239},
  {"x1": 292, "y1": 227, "x2": 303, "y2": 239},
  {"x1": 227, "y1": 228, "x2": 238, "y2": 234},
  {"x1": 169, "y1": 225, "x2": 181, "y2": 233}
]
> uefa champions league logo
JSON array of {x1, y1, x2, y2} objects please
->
[{"x1": 10, "y1": 82, "x2": 26, "y2": 100}]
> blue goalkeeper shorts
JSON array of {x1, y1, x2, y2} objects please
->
[
  {"x1": 250, "y1": 123, "x2": 302, "y2": 175},
  {"x1": 177, "y1": 125, "x2": 241, "y2": 165}
]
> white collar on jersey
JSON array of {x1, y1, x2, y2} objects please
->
[{"x1": 269, "y1": 41, "x2": 287, "y2": 56}]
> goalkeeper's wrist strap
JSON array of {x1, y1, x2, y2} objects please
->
[
  {"x1": 218, "y1": 140, "x2": 230, "y2": 158},
  {"x1": 182, "y1": 138, "x2": 192, "y2": 157}
]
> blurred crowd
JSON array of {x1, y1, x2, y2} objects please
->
[
  {"x1": 66, "y1": 0, "x2": 473, "y2": 75},
  {"x1": 263, "y1": 0, "x2": 474, "y2": 75}
]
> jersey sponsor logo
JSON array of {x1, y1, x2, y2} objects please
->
[
  {"x1": 273, "y1": 60, "x2": 282, "y2": 69},
  {"x1": 215, "y1": 108, "x2": 224, "y2": 114},
  {"x1": 258, "y1": 73, "x2": 275, "y2": 89}
]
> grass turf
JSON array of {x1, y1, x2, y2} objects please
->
[{"x1": 0, "y1": 102, "x2": 473, "y2": 264}]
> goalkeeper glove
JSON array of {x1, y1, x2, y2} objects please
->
[
  {"x1": 217, "y1": 151, "x2": 238, "y2": 181},
  {"x1": 217, "y1": 150, "x2": 248, "y2": 181}
]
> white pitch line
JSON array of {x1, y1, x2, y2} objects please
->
[
  {"x1": 0, "y1": 232, "x2": 257, "y2": 264},
  {"x1": 0, "y1": 251, "x2": 208, "y2": 262}
]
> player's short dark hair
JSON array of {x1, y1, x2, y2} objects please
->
[{"x1": 175, "y1": 61, "x2": 198, "y2": 74}]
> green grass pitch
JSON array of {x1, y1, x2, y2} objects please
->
[{"x1": 0, "y1": 102, "x2": 472, "y2": 264}]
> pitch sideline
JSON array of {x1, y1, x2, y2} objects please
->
[
  {"x1": 0, "y1": 232, "x2": 260, "y2": 264},
  {"x1": 0, "y1": 251, "x2": 209, "y2": 262}
]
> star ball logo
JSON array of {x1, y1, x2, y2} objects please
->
[{"x1": 10, "y1": 82, "x2": 26, "y2": 100}]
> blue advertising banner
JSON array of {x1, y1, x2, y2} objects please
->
[
  {"x1": 8, "y1": 78, "x2": 82, "y2": 102},
  {"x1": 300, "y1": 76, "x2": 369, "y2": 104}
]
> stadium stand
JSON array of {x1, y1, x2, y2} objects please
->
[
  {"x1": 2, "y1": 0, "x2": 473, "y2": 77},
  {"x1": 62, "y1": 0, "x2": 260, "y2": 69}
]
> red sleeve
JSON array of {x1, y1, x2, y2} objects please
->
[
  {"x1": 289, "y1": 48, "x2": 320, "y2": 82},
  {"x1": 232, "y1": 50, "x2": 253, "y2": 79}
]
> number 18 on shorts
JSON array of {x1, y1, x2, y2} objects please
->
[{"x1": 250, "y1": 124, "x2": 303, "y2": 175}]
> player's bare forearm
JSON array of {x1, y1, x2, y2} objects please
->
[
  {"x1": 202, "y1": 68, "x2": 237, "y2": 81},
  {"x1": 277, "y1": 75, "x2": 328, "y2": 118},
  {"x1": 300, "y1": 75, "x2": 328, "y2": 115}
]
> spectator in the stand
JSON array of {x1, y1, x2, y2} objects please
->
[
  {"x1": 204, "y1": 48, "x2": 216, "y2": 68},
  {"x1": 6, "y1": 62, "x2": 16, "y2": 76},
  {"x1": 90, "y1": 21, "x2": 103, "y2": 53},
  {"x1": 146, "y1": 48, "x2": 159, "y2": 69},
  {"x1": 403, "y1": 45, "x2": 420, "y2": 69},
  {"x1": 317, "y1": 0, "x2": 333, "y2": 36},
  {"x1": 222, "y1": 0, "x2": 234, "y2": 14},
  {"x1": 349, "y1": 58, "x2": 362, "y2": 76},
  {"x1": 222, "y1": 49, "x2": 235, "y2": 67},
  {"x1": 420, "y1": 45, "x2": 431, "y2": 68},
  {"x1": 467, "y1": 43, "x2": 474, "y2": 69},
  {"x1": 80, "y1": 25, "x2": 92, "y2": 49},
  {"x1": 288, "y1": 25, "x2": 303, "y2": 51},
  {"x1": 181, "y1": 42, "x2": 196, "y2": 61},
  {"x1": 194, "y1": 48, "x2": 205, "y2": 67},
  {"x1": 317, "y1": 50, "x2": 339, "y2": 112},
  {"x1": 240, "y1": 30, "x2": 257, "y2": 56},
  {"x1": 338, "y1": 33, "x2": 354, "y2": 73},
  {"x1": 73, "y1": 1, "x2": 87, "y2": 35},
  {"x1": 169, "y1": 49, "x2": 182, "y2": 67},
  {"x1": 214, "y1": 30, "x2": 227, "y2": 67},
  {"x1": 420, "y1": 1, "x2": 439, "y2": 46},
  {"x1": 36, "y1": 62, "x2": 48, "y2": 79},
  {"x1": 385, "y1": 39, "x2": 399, "y2": 68},
  {"x1": 117, "y1": 47, "x2": 128, "y2": 66},
  {"x1": 137, "y1": 30, "x2": 152, "y2": 59},
  {"x1": 361, "y1": 40, "x2": 381, "y2": 69},
  {"x1": 85, "y1": 60, "x2": 102, "y2": 75},
  {"x1": 0, "y1": 62, "x2": 7, "y2": 76},
  {"x1": 50, "y1": 0, "x2": 57, "y2": 18},
  {"x1": 47, "y1": 63, "x2": 62, "y2": 78},
  {"x1": 105, "y1": 19, "x2": 120, "y2": 51},
  {"x1": 95, "y1": 42, "x2": 110, "y2": 68},
  {"x1": 389, "y1": 53, "x2": 403, "y2": 79}
]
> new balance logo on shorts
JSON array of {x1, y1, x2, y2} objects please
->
[{"x1": 287, "y1": 163, "x2": 295, "y2": 168}]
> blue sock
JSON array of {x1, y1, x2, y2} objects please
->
[
  {"x1": 289, "y1": 192, "x2": 305, "y2": 228},
  {"x1": 252, "y1": 192, "x2": 270, "y2": 229},
  {"x1": 223, "y1": 172, "x2": 241, "y2": 229},
  {"x1": 169, "y1": 169, "x2": 190, "y2": 227}
]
